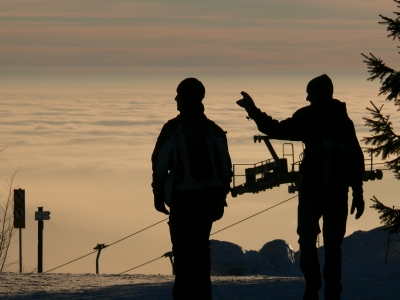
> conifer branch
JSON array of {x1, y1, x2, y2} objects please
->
[
  {"x1": 361, "y1": 53, "x2": 400, "y2": 102},
  {"x1": 370, "y1": 196, "x2": 400, "y2": 233},
  {"x1": 362, "y1": 101, "x2": 400, "y2": 178},
  {"x1": 379, "y1": 13, "x2": 400, "y2": 41}
]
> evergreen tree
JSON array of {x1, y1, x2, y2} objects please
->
[{"x1": 362, "y1": 0, "x2": 400, "y2": 233}]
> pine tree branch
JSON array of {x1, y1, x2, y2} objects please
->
[
  {"x1": 361, "y1": 53, "x2": 400, "y2": 102},
  {"x1": 378, "y1": 13, "x2": 400, "y2": 40},
  {"x1": 362, "y1": 102, "x2": 397, "y2": 155},
  {"x1": 363, "y1": 102, "x2": 400, "y2": 177},
  {"x1": 361, "y1": 53, "x2": 394, "y2": 82},
  {"x1": 370, "y1": 196, "x2": 400, "y2": 234}
]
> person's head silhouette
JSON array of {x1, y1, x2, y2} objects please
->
[
  {"x1": 306, "y1": 74, "x2": 333, "y2": 103},
  {"x1": 175, "y1": 78, "x2": 205, "y2": 112}
]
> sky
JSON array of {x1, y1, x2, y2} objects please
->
[
  {"x1": 0, "y1": 0, "x2": 399, "y2": 89},
  {"x1": 1, "y1": 0, "x2": 400, "y2": 276}
]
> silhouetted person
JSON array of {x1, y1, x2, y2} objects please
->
[
  {"x1": 236, "y1": 74, "x2": 365, "y2": 300},
  {"x1": 152, "y1": 78, "x2": 232, "y2": 300}
]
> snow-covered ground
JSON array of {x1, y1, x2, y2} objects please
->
[
  {"x1": 0, "y1": 227, "x2": 399, "y2": 299},
  {"x1": 0, "y1": 273, "x2": 398, "y2": 300}
]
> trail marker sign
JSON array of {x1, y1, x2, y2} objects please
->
[
  {"x1": 35, "y1": 211, "x2": 50, "y2": 221},
  {"x1": 13, "y1": 189, "x2": 25, "y2": 228}
]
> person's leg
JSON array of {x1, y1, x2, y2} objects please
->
[
  {"x1": 188, "y1": 215, "x2": 213, "y2": 299},
  {"x1": 297, "y1": 191, "x2": 323, "y2": 300},
  {"x1": 322, "y1": 192, "x2": 348, "y2": 300},
  {"x1": 168, "y1": 195, "x2": 213, "y2": 300}
]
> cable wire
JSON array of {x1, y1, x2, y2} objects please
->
[
  {"x1": 107, "y1": 217, "x2": 169, "y2": 247},
  {"x1": 45, "y1": 217, "x2": 169, "y2": 273},
  {"x1": 119, "y1": 256, "x2": 164, "y2": 274},
  {"x1": 120, "y1": 194, "x2": 298, "y2": 274},
  {"x1": 45, "y1": 251, "x2": 98, "y2": 273},
  {"x1": 211, "y1": 194, "x2": 297, "y2": 236}
]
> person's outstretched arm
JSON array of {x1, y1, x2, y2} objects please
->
[{"x1": 236, "y1": 91, "x2": 303, "y2": 141}]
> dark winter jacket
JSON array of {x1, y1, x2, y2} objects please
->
[
  {"x1": 247, "y1": 99, "x2": 364, "y2": 194},
  {"x1": 151, "y1": 113, "x2": 232, "y2": 206}
]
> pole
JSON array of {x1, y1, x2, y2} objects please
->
[
  {"x1": 38, "y1": 207, "x2": 43, "y2": 273},
  {"x1": 163, "y1": 251, "x2": 175, "y2": 275},
  {"x1": 384, "y1": 206, "x2": 394, "y2": 265},
  {"x1": 19, "y1": 228, "x2": 22, "y2": 273},
  {"x1": 169, "y1": 256, "x2": 175, "y2": 275},
  {"x1": 95, "y1": 250, "x2": 101, "y2": 274},
  {"x1": 385, "y1": 231, "x2": 391, "y2": 265},
  {"x1": 94, "y1": 244, "x2": 108, "y2": 274}
]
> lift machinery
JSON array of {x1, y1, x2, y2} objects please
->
[{"x1": 231, "y1": 135, "x2": 383, "y2": 197}]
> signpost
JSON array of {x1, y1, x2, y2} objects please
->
[
  {"x1": 13, "y1": 189, "x2": 25, "y2": 273},
  {"x1": 35, "y1": 207, "x2": 50, "y2": 273}
]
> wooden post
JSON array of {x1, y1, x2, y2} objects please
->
[
  {"x1": 38, "y1": 207, "x2": 43, "y2": 273},
  {"x1": 13, "y1": 189, "x2": 25, "y2": 273},
  {"x1": 35, "y1": 206, "x2": 50, "y2": 273},
  {"x1": 19, "y1": 229, "x2": 22, "y2": 273}
]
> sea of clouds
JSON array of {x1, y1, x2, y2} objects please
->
[{"x1": 1, "y1": 87, "x2": 399, "y2": 276}]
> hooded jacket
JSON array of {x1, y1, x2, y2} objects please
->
[{"x1": 247, "y1": 99, "x2": 364, "y2": 194}]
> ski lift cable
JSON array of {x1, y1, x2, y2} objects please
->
[
  {"x1": 45, "y1": 251, "x2": 98, "y2": 273},
  {"x1": 46, "y1": 194, "x2": 297, "y2": 274},
  {"x1": 44, "y1": 217, "x2": 169, "y2": 273},
  {"x1": 119, "y1": 256, "x2": 165, "y2": 274},
  {"x1": 120, "y1": 194, "x2": 298, "y2": 274},
  {"x1": 107, "y1": 217, "x2": 169, "y2": 247},
  {"x1": 210, "y1": 194, "x2": 298, "y2": 236}
]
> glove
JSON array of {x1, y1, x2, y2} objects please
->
[
  {"x1": 236, "y1": 91, "x2": 256, "y2": 112},
  {"x1": 210, "y1": 189, "x2": 228, "y2": 222},
  {"x1": 154, "y1": 196, "x2": 170, "y2": 215},
  {"x1": 350, "y1": 196, "x2": 364, "y2": 219}
]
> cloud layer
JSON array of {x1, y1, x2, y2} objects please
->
[{"x1": 0, "y1": 0, "x2": 397, "y2": 79}]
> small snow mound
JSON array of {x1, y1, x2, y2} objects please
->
[
  {"x1": 259, "y1": 239, "x2": 295, "y2": 270},
  {"x1": 210, "y1": 240, "x2": 252, "y2": 276},
  {"x1": 293, "y1": 227, "x2": 400, "y2": 276},
  {"x1": 210, "y1": 239, "x2": 298, "y2": 276},
  {"x1": 340, "y1": 227, "x2": 400, "y2": 275}
]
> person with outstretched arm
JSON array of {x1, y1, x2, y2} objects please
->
[{"x1": 236, "y1": 74, "x2": 365, "y2": 300}]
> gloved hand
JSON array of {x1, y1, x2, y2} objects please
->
[
  {"x1": 236, "y1": 91, "x2": 256, "y2": 112},
  {"x1": 350, "y1": 195, "x2": 364, "y2": 219},
  {"x1": 154, "y1": 196, "x2": 170, "y2": 215}
]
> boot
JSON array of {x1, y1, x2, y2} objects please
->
[
  {"x1": 303, "y1": 287, "x2": 319, "y2": 300},
  {"x1": 303, "y1": 278, "x2": 322, "y2": 300},
  {"x1": 324, "y1": 281, "x2": 341, "y2": 300}
]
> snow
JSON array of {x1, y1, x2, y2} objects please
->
[
  {"x1": 0, "y1": 227, "x2": 399, "y2": 299},
  {"x1": 210, "y1": 239, "x2": 299, "y2": 276},
  {"x1": 211, "y1": 226, "x2": 400, "y2": 278}
]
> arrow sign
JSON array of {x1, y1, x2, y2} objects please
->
[{"x1": 35, "y1": 211, "x2": 50, "y2": 221}]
